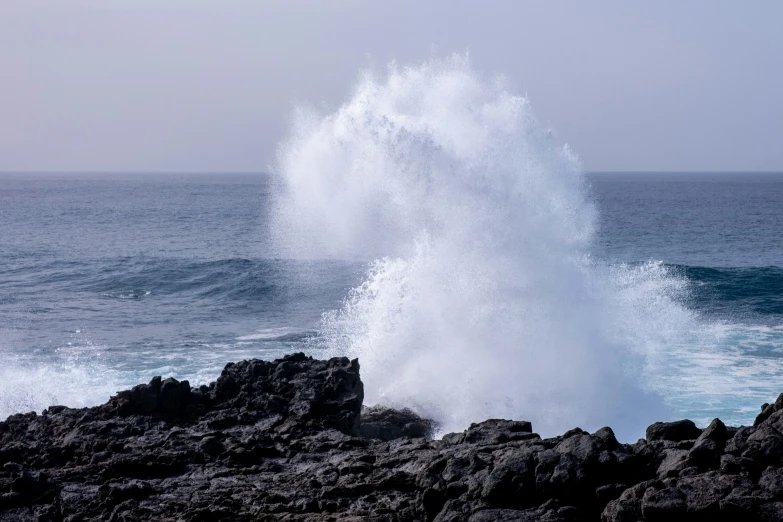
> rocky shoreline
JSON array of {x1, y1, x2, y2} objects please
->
[{"x1": 2, "y1": 353, "x2": 783, "y2": 521}]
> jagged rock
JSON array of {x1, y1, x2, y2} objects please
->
[
  {"x1": 602, "y1": 480, "x2": 659, "y2": 522},
  {"x1": 452, "y1": 419, "x2": 536, "y2": 445},
  {"x1": 3, "y1": 353, "x2": 783, "y2": 521},
  {"x1": 130, "y1": 375, "x2": 161, "y2": 413},
  {"x1": 656, "y1": 449, "x2": 690, "y2": 479},
  {"x1": 686, "y1": 417, "x2": 727, "y2": 468},
  {"x1": 641, "y1": 486, "x2": 687, "y2": 521},
  {"x1": 755, "y1": 393, "x2": 783, "y2": 426},
  {"x1": 481, "y1": 447, "x2": 537, "y2": 508},
  {"x1": 357, "y1": 405, "x2": 436, "y2": 441},
  {"x1": 157, "y1": 377, "x2": 191, "y2": 413},
  {"x1": 645, "y1": 419, "x2": 702, "y2": 442},
  {"x1": 593, "y1": 427, "x2": 620, "y2": 450},
  {"x1": 697, "y1": 417, "x2": 728, "y2": 446}
]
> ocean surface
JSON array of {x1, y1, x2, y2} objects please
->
[
  {"x1": 1, "y1": 171, "x2": 781, "y2": 436},
  {"x1": 0, "y1": 173, "x2": 361, "y2": 419}
]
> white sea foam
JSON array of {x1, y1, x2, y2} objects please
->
[
  {"x1": 0, "y1": 351, "x2": 132, "y2": 420},
  {"x1": 650, "y1": 323, "x2": 783, "y2": 427},
  {"x1": 0, "y1": 334, "x2": 289, "y2": 420},
  {"x1": 236, "y1": 327, "x2": 308, "y2": 341},
  {"x1": 271, "y1": 55, "x2": 703, "y2": 440}
]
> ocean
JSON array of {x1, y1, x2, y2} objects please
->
[
  {"x1": 1, "y1": 171, "x2": 781, "y2": 439},
  {"x1": 1, "y1": 61, "x2": 782, "y2": 441},
  {"x1": 0, "y1": 173, "x2": 361, "y2": 420}
]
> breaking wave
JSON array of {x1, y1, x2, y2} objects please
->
[{"x1": 271, "y1": 55, "x2": 707, "y2": 440}]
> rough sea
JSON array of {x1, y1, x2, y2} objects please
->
[
  {"x1": 1, "y1": 61, "x2": 782, "y2": 440},
  {"x1": 1, "y1": 171, "x2": 781, "y2": 438}
]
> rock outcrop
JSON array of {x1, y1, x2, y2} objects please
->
[{"x1": 1, "y1": 353, "x2": 783, "y2": 521}]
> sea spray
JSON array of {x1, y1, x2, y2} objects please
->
[{"x1": 273, "y1": 55, "x2": 698, "y2": 439}]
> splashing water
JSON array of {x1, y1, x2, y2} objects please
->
[{"x1": 271, "y1": 55, "x2": 709, "y2": 440}]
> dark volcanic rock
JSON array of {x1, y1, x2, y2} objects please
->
[
  {"x1": 645, "y1": 419, "x2": 702, "y2": 442},
  {"x1": 2, "y1": 353, "x2": 783, "y2": 521},
  {"x1": 357, "y1": 406, "x2": 436, "y2": 441}
]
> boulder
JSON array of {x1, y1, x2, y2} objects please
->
[
  {"x1": 646, "y1": 420, "x2": 702, "y2": 442},
  {"x1": 357, "y1": 406, "x2": 436, "y2": 441},
  {"x1": 459, "y1": 419, "x2": 535, "y2": 445}
]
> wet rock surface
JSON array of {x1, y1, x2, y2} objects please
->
[{"x1": 2, "y1": 353, "x2": 783, "y2": 521}]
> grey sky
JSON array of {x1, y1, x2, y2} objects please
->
[{"x1": 2, "y1": 0, "x2": 781, "y2": 173}]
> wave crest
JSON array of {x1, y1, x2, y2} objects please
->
[{"x1": 273, "y1": 55, "x2": 700, "y2": 439}]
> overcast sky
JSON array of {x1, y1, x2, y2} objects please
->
[{"x1": 2, "y1": 1, "x2": 781, "y2": 173}]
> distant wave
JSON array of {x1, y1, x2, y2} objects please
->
[
  {"x1": 6, "y1": 256, "x2": 778, "y2": 321},
  {"x1": 1, "y1": 257, "x2": 361, "y2": 307},
  {"x1": 673, "y1": 265, "x2": 783, "y2": 319}
]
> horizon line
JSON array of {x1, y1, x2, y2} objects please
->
[{"x1": 1, "y1": 170, "x2": 783, "y2": 176}]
